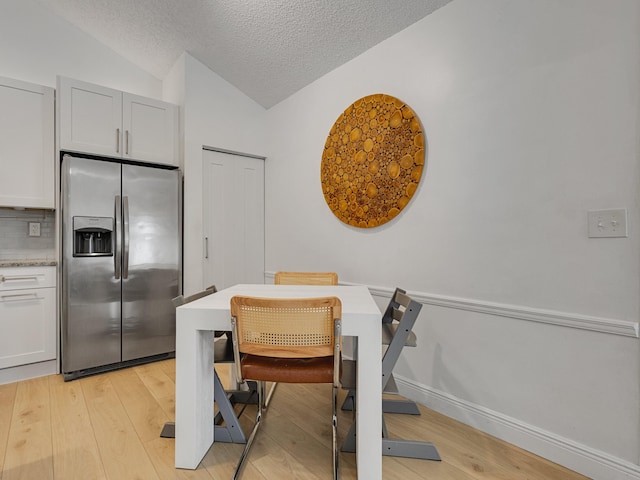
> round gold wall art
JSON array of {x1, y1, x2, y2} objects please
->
[{"x1": 320, "y1": 94, "x2": 425, "y2": 228}]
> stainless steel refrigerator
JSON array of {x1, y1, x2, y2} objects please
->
[{"x1": 61, "y1": 154, "x2": 181, "y2": 380}]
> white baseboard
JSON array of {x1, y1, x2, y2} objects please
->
[
  {"x1": 395, "y1": 375, "x2": 640, "y2": 480},
  {"x1": 0, "y1": 360, "x2": 57, "y2": 385}
]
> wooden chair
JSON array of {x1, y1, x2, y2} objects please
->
[
  {"x1": 265, "y1": 270, "x2": 338, "y2": 405},
  {"x1": 274, "y1": 271, "x2": 338, "y2": 285},
  {"x1": 230, "y1": 295, "x2": 342, "y2": 480},
  {"x1": 340, "y1": 288, "x2": 440, "y2": 461}
]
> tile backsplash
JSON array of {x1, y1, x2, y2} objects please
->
[{"x1": 0, "y1": 208, "x2": 56, "y2": 260}]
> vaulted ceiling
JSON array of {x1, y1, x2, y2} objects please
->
[{"x1": 35, "y1": 0, "x2": 454, "y2": 108}]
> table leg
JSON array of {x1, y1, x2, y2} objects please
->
[
  {"x1": 355, "y1": 331, "x2": 382, "y2": 478},
  {"x1": 175, "y1": 327, "x2": 215, "y2": 469}
]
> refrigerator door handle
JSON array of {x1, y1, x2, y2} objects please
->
[
  {"x1": 123, "y1": 196, "x2": 130, "y2": 279},
  {"x1": 114, "y1": 195, "x2": 122, "y2": 279}
]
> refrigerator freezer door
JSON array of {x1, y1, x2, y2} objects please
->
[
  {"x1": 61, "y1": 155, "x2": 122, "y2": 373},
  {"x1": 121, "y1": 164, "x2": 180, "y2": 361}
]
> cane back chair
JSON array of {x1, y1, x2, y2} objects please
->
[
  {"x1": 230, "y1": 295, "x2": 342, "y2": 480},
  {"x1": 274, "y1": 271, "x2": 338, "y2": 286}
]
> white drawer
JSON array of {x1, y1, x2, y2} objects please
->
[{"x1": 0, "y1": 266, "x2": 56, "y2": 291}]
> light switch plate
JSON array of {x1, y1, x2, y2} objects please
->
[
  {"x1": 28, "y1": 222, "x2": 41, "y2": 237},
  {"x1": 588, "y1": 209, "x2": 627, "y2": 238}
]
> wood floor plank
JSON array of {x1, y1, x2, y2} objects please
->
[
  {"x1": 81, "y1": 374, "x2": 160, "y2": 480},
  {"x1": 48, "y1": 375, "x2": 107, "y2": 480},
  {"x1": 133, "y1": 362, "x2": 176, "y2": 420},
  {"x1": 142, "y1": 437, "x2": 213, "y2": 480},
  {"x1": 267, "y1": 382, "x2": 334, "y2": 445},
  {"x1": 248, "y1": 431, "x2": 325, "y2": 480},
  {"x1": 0, "y1": 382, "x2": 17, "y2": 479},
  {"x1": 257, "y1": 404, "x2": 333, "y2": 478},
  {"x1": 387, "y1": 454, "x2": 478, "y2": 480},
  {"x1": 109, "y1": 367, "x2": 171, "y2": 443},
  {"x1": 202, "y1": 441, "x2": 268, "y2": 479},
  {"x1": 157, "y1": 359, "x2": 176, "y2": 381},
  {"x1": 2, "y1": 377, "x2": 53, "y2": 480}
]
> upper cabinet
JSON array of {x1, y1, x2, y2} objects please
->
[
  {"x1": 58, "y1": 78, "x2": 122, "y2": 159},
  {"x1": 58, "y1": 77, "x2": 178, "y2": 166},
  {"x1": 122, "y1": 92, "x2": 178, "y2": 165},
  {"x1": 0, "y1": 77, "x2": 55, "y2": 209}
]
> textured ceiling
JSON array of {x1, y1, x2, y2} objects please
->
[{"x1": 35, "y1": 0, "x2": 454, "y2": 108}]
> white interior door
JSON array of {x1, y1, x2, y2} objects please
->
[{"x1": 203, "y1": 149, "x2": 265, "y2": 290}]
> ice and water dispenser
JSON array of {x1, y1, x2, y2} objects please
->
[{"x1": 73, "y1": 216, "x2": 114, "y2": 257}]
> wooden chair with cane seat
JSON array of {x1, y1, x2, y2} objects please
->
[
  {"x1": 230, "y1": 295, "x2": 342, "y2": 480},
  {"x1": 264, "y1": 271, "x2": 338, "y2": 406},
  {"x1": 274, "y1": 271, "x2": 338, "y2": 286}
]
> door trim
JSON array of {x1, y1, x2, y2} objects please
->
[{"x1": 202, "y1": 145, "x2": 266, "y2": 161}]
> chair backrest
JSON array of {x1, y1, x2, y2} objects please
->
[
  {"x1": 381, "y1": 287, "x2": 412, "y2": 323},
  {"x1": 381, "y1": 288, "x2": 422, "y2": 390},
  {"x1": 230, "y1": 296, "x2": 341, "y2": 358},
  {"x1": 274, "y1": 271, "x2": 338, "y2": 285},
  {"x1": 172, "y1": 285, "x2": 217, "y2": 307}
]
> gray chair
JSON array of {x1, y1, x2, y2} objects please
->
[
  {"x1": 160, "y1": 285, "x2": 251, "y2": 443},
  {"x1": 341, "y1": 286, "x2": 420, "y2": 415},
  {"x1": 340, "y1": 288, "x2": 440, "y2": 461}
]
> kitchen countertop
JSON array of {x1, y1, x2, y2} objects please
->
[{"x1": 0, "y1": 259, "x2": 57, "y2": 267}]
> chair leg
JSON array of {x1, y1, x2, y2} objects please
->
[
  {"x1": 332, "y1": 382, "x2": 339, "y2": 480},
  {"x1": 233, "y1": 381, "x2": 265, "y2": 480},
  {"x1": 264, "y1": 382, "x2": 277, "y2": 408},
  {"x1": 340, "y1": 421, "x2": 356, "y2": 453},
  {"x1": 342, "y1": 390, "x2": 421, "y2": 415},
  {"x1": 340, "y1": 389, "x2": 355, "y2": 411}
]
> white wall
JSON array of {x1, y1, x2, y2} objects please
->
[
  {"x1": 0, "y1": 0, "x2": 161, "y2": 98},
  {"x1": 178, "y1": 54, "x2": 267, "y2": 295},
  {"x1": 264, "y1": 0, "x2": 640, "y2": 478}
]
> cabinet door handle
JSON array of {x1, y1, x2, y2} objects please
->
[
  {"x1": 0, "y1": 292, "x2": 39, "y2": 301},
  {"x1": 0, "y1": 275, "x2": 42, "y2": 283},
  {"x1": 125, "y1": 130, "x2": 129, "y2": 155},
  {"x1": 116, "y1": 128, "x2": 121, "y2": 153},
  {"x1": 205, "y1": 237, "x2": 209, "y2": 259}
]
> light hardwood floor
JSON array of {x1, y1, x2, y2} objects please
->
[{"x1": 0, "y1": 359, "x2": 589, "y2": 480}]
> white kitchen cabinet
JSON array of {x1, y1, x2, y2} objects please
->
[
  {"x1": 0, "y1": 76, "x2": 54, "y2": 208},
  {"x1": 58, "y1": 77, "x2": 178, "y2": 166},
  {"x1": 122, "y1": 92, "x2": 178, "y2": 165},
  {"x1": 58, "y1": 77, "x2": 122, "y2": 159},
  {"x1": 0, "y1": 266, "x2": 56, "y2": 369}
]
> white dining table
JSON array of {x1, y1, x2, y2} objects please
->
[{"x1": 174, "y1": 283, "x2": 383, "y2": 479}]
